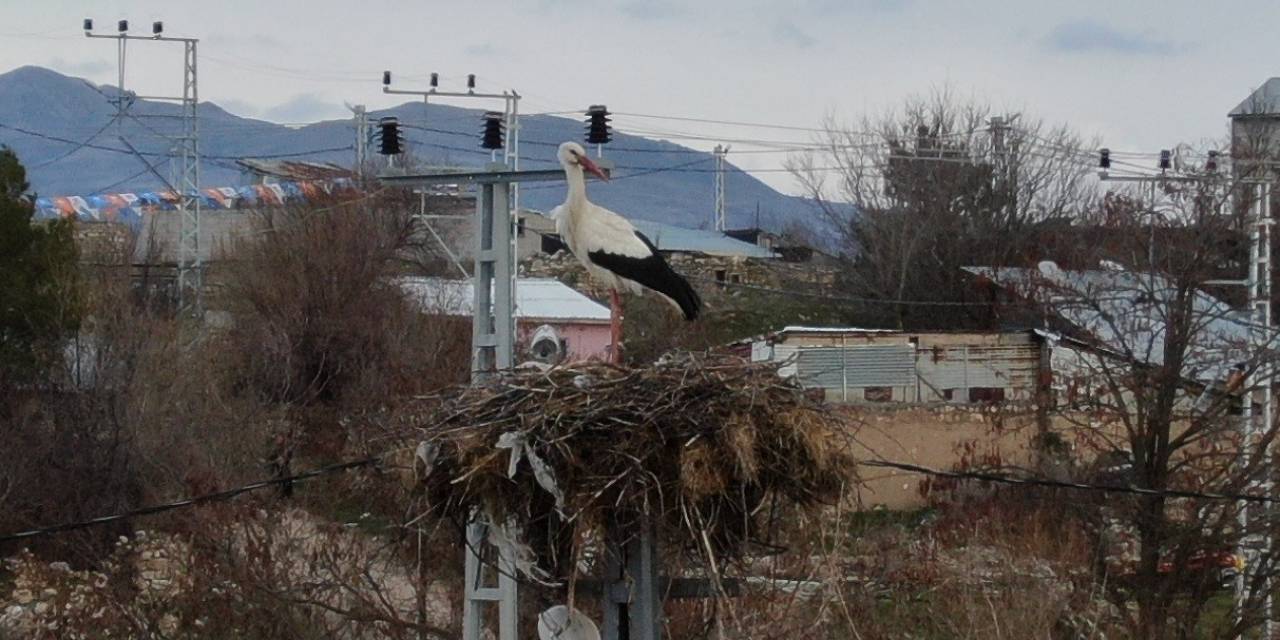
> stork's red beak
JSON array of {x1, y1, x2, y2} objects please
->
[{"x1": 578, "y1": 154, "x2": 610, "y2": 182}]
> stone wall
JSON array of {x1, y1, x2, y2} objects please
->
[
  {"x1": 842, "y1": 403, "x2": 1042, "y2": 510},
  {"x1": 73, "y1": 222, "x2": 134, "y2": 264},
  {"x1": 521, "y1": 249, "x2": 838, "y2": 300}
]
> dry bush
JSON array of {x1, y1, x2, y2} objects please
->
[
  {"x1": 655, "y1": 494, "x2": 1125, "y2": 640},
  {"x1": 1, "y1": 502, "x2": 461, "y2": 640},
  {"x1": 0, "y1": 235, "x2": 264, "y2": 566},
  {"x1": 218, "y1": 200, "x2": 469, "y2": 468}
]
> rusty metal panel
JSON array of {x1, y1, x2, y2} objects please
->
[
  {"x1": 918, "y1": 344, "x2": 1040, "y2": 392},
  {"x1": 796, "y1": 345, "x2": 916, "y2": 389}
]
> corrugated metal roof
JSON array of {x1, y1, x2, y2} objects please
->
[
  {"x1": 966, "y1": 264, "x2": 1252, "y2": 380},
  {"x1": 631, "y1": 219, "x2": 778, "y2": 258},
  {"x1": 399, "y1": 277, "x2": 610, "y2": 322},
  {"x1": 526, "y1": 210, "x2": 776, "y2": 258},
  {"x1": 236, "y1": 159, "x2": 353, "y2": 181},
  {"x1": 1230, "y1": 78, "x2": 1280, "y2": 117},
  {"x1": 776, "y1": 325, "x2": 900, "y2": 334}
]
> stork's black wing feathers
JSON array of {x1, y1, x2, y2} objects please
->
[{"x1": 588, "y1": 231, "x2": 701, "y2": 320}]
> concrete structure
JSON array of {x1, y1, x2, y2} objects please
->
[
  {"x1": 845, "y1": 403, "x2": 1041, "y2": 509},
  {"x1": 399, "y1": 277, "x2": 611, "y2": 363},
  {"x1": 744, "y1": 326, "x2": 1047, "y2": 405},
  {"x1": 1230, "y1": 78, "x2": 1280, "y2": 165},
  {"x1": 965, "y1": 263, "x2": 1253, "y2": 384},
  {"x1": 236, "y1": 159, "x2": 352, "y2": 184}
]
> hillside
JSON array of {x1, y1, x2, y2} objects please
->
[{"x1": 0, "y1": 65, "x2": 820, "y2": 232}]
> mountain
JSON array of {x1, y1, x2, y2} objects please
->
[{"x1": 0, "y1": 65, "x2": 820, "y2": 233}]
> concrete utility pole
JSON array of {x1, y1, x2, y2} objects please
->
[
  {"x1": 382, "y1": 72, "x2": 522, "y2": 373},
  {"x1": 989, "y1": 114, "x2": 1020, "y2": 217},
  {"x1": 713, "y1": 144, "x2": 729, "y2": 231},
  {"x1": 85, "y1": 19, "x2": 202, "y2": 314},
  {"x1": 350, "y1": 104, "x2": 368, "y2": 180},
  {"x1": 1242, "y1": 180, "x2": 1274, "y2": 637},
  {"x1": 381, "y1": 164, "x2": 612, "y2": 640},
  {"x1": 1103, "y1": 165, "x2": 1274, "y2": 633}
]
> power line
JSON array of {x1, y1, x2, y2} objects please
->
[
  {"x1": 7, "y1": 451, "x2": 1279, "y2": 545},
  {"x1": 610, "y1": 111, "x2": 831, "y2": 133},
  {"x1": 0, "y1": 457, "x2": 382, "y2": 544},
  {"x1": 863, "y1": 459, "x2": 1280, "y2": 504},
  {"x1": 684, "y1": 274, "x2": 1003, "y2": 307},
  {"x1": 0, "y1": 121, "x2": 353, "y2": 163},
  {"x1": 29, "y1": 115, "x2": 120, "y2": 169}
]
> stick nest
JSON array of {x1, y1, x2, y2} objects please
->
[{"x1": 387, "y1": 352, "x2": 854, "y2": 579}]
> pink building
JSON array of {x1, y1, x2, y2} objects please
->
[{"x1": 400, "y1": 277, "x2": 612, "y2": 364}]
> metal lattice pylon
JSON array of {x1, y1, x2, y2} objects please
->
[
  {"x1": 176, "y1": 38, "x2": 201, "y2": 312},
  {"x1": 86, "y1": 22, "x2": 202, "y2": 313}
]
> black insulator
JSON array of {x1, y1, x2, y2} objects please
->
[
  {"x1": 585, "y1": 104, "x2": 611, "y2": 145},
  {"x1": 382, "y1": 70, "x2": 391, "y2": 86},
  {"x1": 378, "y1": 116, "x2": 403, "y2": 155},
  {"x1": 117, "y1": 19, "x2": 128, "y2": 32},
  {"x1": 1159, "y1": 149, "x2": 1171, "y2": 170},
  {"x1": 430, "y1": 72, "x2": 439, "y2": 88},
  {"x1": 83, "y1": 18, "x2": 93, "y2": 31},
  {"x1": 1207, "y1": 150, "x2": 1219, "y2": 173},
  {"x1": 1099, "y1": 148, "x2": 1111, "y2": 169},
  {"x1": 467, "y1": 74, "x2": 476, "y2": 90},
  {"x1": 152, "y1": 21, "x2": 163, "y2": 35},
  {"x1": 481, "y1": 111, "x2": 505, "y2": 150}
]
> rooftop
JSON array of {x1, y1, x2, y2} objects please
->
[
  {"x1": 1230, "y1": 78, "x2": 1280, "y2": 117},
  {"x1": 236, "y1": 159, "x2": 353, "y2": 181},
  {"x1": 525, "y1": 210, "x2": 777, "y2": 258},
  {"x1": 399, "y1": 277, "x2": 611, "y2": 323},
  {"x1": 965, "y1": 263, "x2": 1253, "y2": 380}
]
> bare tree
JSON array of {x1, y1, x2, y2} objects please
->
[
  {"x1": 1005, "y1": 167, "x2": 1280, "y2": 638},
  {"x1": 787, "y1": 88, "x2": 1097, "y2": 328}
]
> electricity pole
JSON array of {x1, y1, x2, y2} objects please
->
[
  {"x1": 713, "y1": 144, "x2": 729, "y2": 231},
  {"x1": 350, "y1": 104, "x2": 368, "y2": 181},
  {"x1": 1103, "y1": 157, "x2": 1274, "y2": 632},
  {"x1": 85, "y1": 18, "x2": 202, "y2": 314},
  {"x1": 989, "y1": 114, "x2": 1020, "y2": 218}
]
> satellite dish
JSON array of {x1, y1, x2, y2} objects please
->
[
  {"x1": 1037, "y1": 260, "x2": 1062, "y2": 279},
  {"x1": 528, "y1": 324, "x2": 566, "y2": 365},
  {"x1": 537, "y1": 605, "x2": 600, "y2": 640}
]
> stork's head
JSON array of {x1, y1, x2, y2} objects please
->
[{"x1": 558, "y1": 141, "x2": 609, "y2": 182}]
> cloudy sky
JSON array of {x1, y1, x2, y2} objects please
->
[{"x1": 3, "y1": 0, "x2": 1277, "y2": 193}]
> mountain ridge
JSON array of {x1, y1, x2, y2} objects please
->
[{"x1": 0, "y1": 65, "x2": 820, "y2": 233}]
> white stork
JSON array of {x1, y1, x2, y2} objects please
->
[{"x1": 552, "y1": 141, "x2": 701, "y2": 363}]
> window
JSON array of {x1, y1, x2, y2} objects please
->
[
  {"x1": 541, "y1": 235, "x2": 568, "y2": 255},
  {"x1": 864, "y1": 387, "x2": 892, "y2": 402},
  {"x1": 968, "y1": 387, "x2": 1006, "y2": 403},
  {"x1": 714, "y1": 269, "x2": 727, "y2": 282},
  {"x1": 730, "y1": 273, "x2": 741, "y2": 284}
]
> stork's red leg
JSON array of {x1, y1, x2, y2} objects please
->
[{"x1": 609, "y1": 289, "x2": 623, "y2": 365}]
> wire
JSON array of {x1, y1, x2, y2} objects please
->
[
  {"x1": 30, "y1": 115, "x2": 120, "y2": 169},
  {"x1": 519, "y1": 157, "x2": 716, "y2": 192},
  {"x1": 0, "y1": 121, "x2": 352, "y2": 163},
  {"x1": 863, "y1": 459, "x2": 1280, "y2": 504},
  {"x1": 5, "y1": 451, "x2": 1277, "y2": 544},
  {"x1": 684, "y1": 275, "x2": 1004, "y2": 307},
  {"x1": 0, "y1": 457, "x2": 381, "y2": 544},
  {"x1": 84, "y1": 165, "x2": 159, "y2": 195},
  {"x1": 610, "y1": 111, "x2": 832, "y2": 133}
]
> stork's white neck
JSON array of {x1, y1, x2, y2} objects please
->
[{"x1": 563, "y1": 163, "x2": 588, "y2": 210}]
